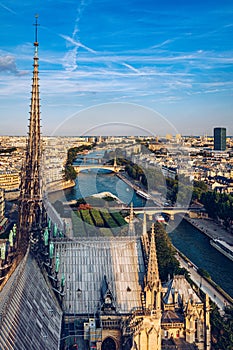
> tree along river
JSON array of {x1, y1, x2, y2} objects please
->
[{"x1": 51, "y1": 151, "x2": 233, "y2": 298}]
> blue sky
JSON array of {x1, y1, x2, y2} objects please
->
[{"x1": 0, "y1": 0, "x2": 232, "y2": 136}]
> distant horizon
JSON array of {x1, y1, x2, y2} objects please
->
[
  {"x1": 1, "y1": 134, "x2": 233, "y2": 138},
  {"x1": 0, "y1": 1, "x2": 232, "y2": 135}
]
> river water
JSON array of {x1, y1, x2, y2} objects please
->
[
  {"x1": 65, "y1": 150, "x2": 147, "y2": 207},
  {"x1": 54, "y1": 150, "x2": 233, "y2": 298},
  {"x1": 169, "y1": 220, "x2": 233, "y2": 298}
]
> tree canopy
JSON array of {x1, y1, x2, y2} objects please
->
[
  {"x1": 201, "y1": 191, "x2": 233, "y2": 227},
  {"x1": 211, "y1": 304, "x2": 233, "y2": 350},
  {"x1": 153, "y1": 222, "x2": 186, "y2": 281},
  {"x1": 64, "y1": 143, "x2": 95, "y2": 181}
]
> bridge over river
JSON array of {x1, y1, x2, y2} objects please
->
[
  {"x1": 62, "y1": 198, "x2": 202, "y2": 220},
  {"x1": 133, "y1": 206, "x2": 202, "y2": 219},
  {"x1": 73, "y1": 164, "x2": 124, "y2": 173}
]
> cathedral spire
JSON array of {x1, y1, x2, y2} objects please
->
[
  {"x1": 142, "y1": 211, "x2": 147, "y2": 236},
  {"x1": 128, "y1": 202, "x2": 135, "y2": 236},
  {"x1": 18, "y1": 15, "x2": 43, "y2": 254},
  {"x1": 205, "y1": 293, "x2": 211, "y2": 349},
  {"x1": 113, "y1": 155, "x2": 117, "y2": 168},
  {"x1": 146, "y1": 223, "x2": 159, "y2": 289}
]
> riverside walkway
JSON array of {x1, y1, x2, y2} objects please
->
[
  {"x1": 176, "y1": 251, "x2": 233, "y2": 311},
  {"x1": 185, "y1": 216, "x2": 233, "y2": 246}
]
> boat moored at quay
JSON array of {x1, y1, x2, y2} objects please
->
[
  {"x1": 136, "y1": 189, "x2": 151, "y2": 200},
  {"x1": 210, "y1": 238, "x2": 233, "y2": 262}
]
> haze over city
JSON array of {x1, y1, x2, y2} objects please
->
[{"x1": 0, "y1": 0, "x2": 233, "y2": 135}]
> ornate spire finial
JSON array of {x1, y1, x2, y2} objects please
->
[
  {"x1": 34, "y1": 14, "x2": 39, "y2": 43},
  {"x1": 33, "y1": 14, "x2": 40, "y2": 58},
  {"x1": 143, "y1": 211, "x2": 147, "y2": 235},
  {"x1": 128, "y1": 202, "x2": 135, "y2": 236},
  {"x1": 151, "y1": 222, "x2": 155, "y2": 236},
  {"x1": 129, "y1": 202, "x2": 134, "y2": 223}
]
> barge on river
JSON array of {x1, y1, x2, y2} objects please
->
[{"x1": 210, "y1": 238, "x2": 233, "y2": 262}]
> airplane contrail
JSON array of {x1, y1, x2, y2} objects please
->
[
  {"x1": 60, "y1": 34, "x2": 97, "y2": 54},
  {"x1": 122, "y1": 62, "x2": 140, "y2": 74},
  {"x1": 0, "y1": 2, "x2": 17, "y2": 14}
]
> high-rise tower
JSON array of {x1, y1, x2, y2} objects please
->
[
  {"x1": 18, "y1": 15, "x2": 44, "y2": 255},
  {"x1": 214, "y1": 127, "x2": 226, "y2": 151}
]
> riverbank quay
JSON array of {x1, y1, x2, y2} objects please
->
[
  {"x1": 184, "y1": 216, "x2": 233, "y2": 246},
  {"x1": 116, "y1": 172, "x2": 155, "y2": 202},
  {"x1": 175, "y1": 249, "x2": 233, "y2": 311},
  {"x1": 46, "y1": 179, "x2": 75, "y2": 194},
  {"x1": 115, "y1": 172, "x2": 142, "y2": 192}
]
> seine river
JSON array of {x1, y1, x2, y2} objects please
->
[{"x1": 55, "y1": 151, "x2": 233, "y2": 298}]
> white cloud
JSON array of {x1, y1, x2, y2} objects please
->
[
  {"x1": 0, "y1": 55, "x2": 27, "y2": 75},
  {"x1": 62, "y1": 47, "x2": 78, "y2": 71}
]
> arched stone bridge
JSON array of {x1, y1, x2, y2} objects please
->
[
  {"x1": 73, "y1": 164, "x2": 124, "y2": 174},
  {"x1": 134, "y1": 206, "x2": 202, "y2": 220}
]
